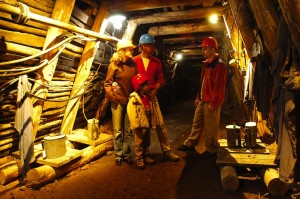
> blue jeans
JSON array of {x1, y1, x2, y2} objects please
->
[{"x1": 111, "y1": 102, "x2": 132, "y2": 160}]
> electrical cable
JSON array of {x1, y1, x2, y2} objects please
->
[
  {"x1": 81, "y1": 42, "x2": 107, "y2": 122},
  {"x1": 0, "y1": 38, "x2": 70, "y2": 77},
  {"x1": 0, "y1": 59, "x2": 49, "y2": 77},
  {"x1": 0, "y1": 35, "x2": 95, "y2": 66}
]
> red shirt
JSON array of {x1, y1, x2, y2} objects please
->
[
  {"x1": 133, "y1": 54, "x2": 165, "y2": 90},
  {"x1": 141, "y1": 95, "x2": 151, "y2": 110},
  {"x1": 199, "y1": 55, "x2": 227, "y2": 107}
]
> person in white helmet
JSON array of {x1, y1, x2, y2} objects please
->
[
  {"x1": 104, "y1": 39, "x2": 137, "y2": 166},
  {"x1": 178, "y1": 37, "x2": 227, "y2": 156},
  {"x1": 133, "y1": 34, "x2": 180, "y2": 162}
]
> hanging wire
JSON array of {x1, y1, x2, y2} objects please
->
[
  {"x1": 0, "y1": 59, "x2": 49, "y2": 77},
  {"x1": 0, "y1": 37, "x2": 72, "y2": 77},
  {"x1": 0, "y1": 35, "x2": 95, "y2": 66},
  {"x1": 0, "y1": 34, "x2": 108, "y2": 115},
  {"x1": 81, "y1": 42, "x2": 107, "y2": 122}
]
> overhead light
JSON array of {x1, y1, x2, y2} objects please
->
[
  {"x1": 209, "y1": 14, "x2": 218, "y2": 24},
  {"x1": 108, "y1": 14, "x2": 126, "y2": 30},
  {"x1": 176, "y1": 53, "x2": 183, "y2": 60}
]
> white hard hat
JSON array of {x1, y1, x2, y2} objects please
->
[{"x1": 117, "y1": 39, "x2": 136, "y2": 51}]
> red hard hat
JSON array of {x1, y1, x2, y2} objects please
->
[
  {"x1": 132, "y1": 73, "x2": 149, "y2": 91},
  {"x1": 200, "y1": 37, "x2": 218, "y2": 49}
]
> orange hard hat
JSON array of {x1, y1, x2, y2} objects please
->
[{"x1": 200, "y1": 37, "x2": 218, "y2": 49}]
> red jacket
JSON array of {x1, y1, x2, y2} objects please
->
[
  {"x1": 198, "y1": 55, "x2": 226, "y2": 107},
  {"x1": 133, "y1": 54, "x2": 165, "y2": 89}
]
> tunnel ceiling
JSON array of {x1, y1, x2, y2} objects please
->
[{"x1": 99, "y1": 0, "x2": 228, "y2": 61}]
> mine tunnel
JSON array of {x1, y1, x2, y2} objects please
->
[{"x1": 0, "y1": 0, "x2": 300, "y2": 198}]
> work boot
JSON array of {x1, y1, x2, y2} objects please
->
[
  {"x1": 164, "y1": 151, "x2": 180, "y2": 162},
  {"x1": 136, "y1": 159, "x2": 145, "y2": 169},
  {"x1": 144, "y1": 156, "x2": 155, "y2": 165},
  {"x1": 115, "y1": 158, "x2": 122, "y2": 166},
  {"x1": 177, "y1": 144, "x2": 195, "y2": 151},
  {"x1": 123, "y1": 158, "x2": 133, "y2": 164}
]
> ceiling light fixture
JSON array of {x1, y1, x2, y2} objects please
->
[
  {"x1": 176, "y1": 53, "x2": 183, "y2": 60},
  {"x1": 108, "y1": 14, "x2": 126, "y2": 30},
  {"x1": 209, "y1": 14, "x2": 218, "y2": 24}
]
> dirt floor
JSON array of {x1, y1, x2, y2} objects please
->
[{"x1": 1, "y1": 98, "x2": 298, "y2": 199}]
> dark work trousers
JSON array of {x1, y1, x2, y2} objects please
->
[
  {"x1": 276, "y1": 90, "x2": 297, "y2": 183},
  {"x1": 294, "y1": 91, "x2": 300, "y2": 182}
]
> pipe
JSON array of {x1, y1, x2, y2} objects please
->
[{"x1": 0, "y1": 2, "x2": 118, "y2": 42}]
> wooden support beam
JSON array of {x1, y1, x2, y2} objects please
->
[
  {"x1": 167, "y1": 44, "x2": 200, "y2": 50},
  {"x1": 278, "y1": 0, "x2": 300, "y2": 54},
  {"x1": 248, "y1": 0, "x2": 279, "y2": 55},
  {"x1": 26, "y1": 141, "x2": 113, "y2": 188},
  {"x1": 227, "y1": 0, "x2": 256, "y2": 58},
  {"x1": 0, "y1": 18, "x2": 47, "y2": 37},
  {"x1": 104, "y1": 0, "x2": 216, "y2": 11},
  {"x1": 2, "y1": 41, "x2": 40, "y2": 56},
  {"x1": 31, "y1": 0, "x2": 76, "y2": 140},
  {"x1": 163, "y1": 34, "x2": 221, "y2": 44},
  {"x1": 59, "y1": 4, "x2": 109, "y2": 135},
  {"x1": 122, "y1": 20, "x2": 137, "y2": 40},
  {"x1": 149, "y1": 22, "x2": 225, "y2": 36},
  {"x1": 0, "y1": 29, "x2": 45, "y2": 48},
  {"x1": 220, "y1": 166, "x2": 239, "y2": 191},
  {"x1": 259, "y1": 168, "x2": 289, "y2": 197},
  {"x1": 181, "y1": 49, "x2": 202, "y2": 56},
  {"x1": 0, "y1": 160, "x2": 21, "y2": 185},
  {"x1": 131, "y1": 6, "x2": 228, "y2": 25},
  {"x1": 0, "y1": 3, "x2": 117, "y2": 42}
]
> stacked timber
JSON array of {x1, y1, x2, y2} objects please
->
[
  {"x1": 0, "y1": 0, "x2": 55, "y2": 155},
  {"x1": 0, "y1": 156, "x2": 21, "y2": 185},
  {"x1": 0, "y1": 0, "x2": 114, "y2": 155}
]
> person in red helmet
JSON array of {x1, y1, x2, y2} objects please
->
[
  {"x1": 178, "y1": 37, "x2": 227, "y2": 156},
  {"x1": 133, "y1": 34, "x2": 180, "y2": 162},
  {"x1": 127, "y1": 73, "x2": 156, "y2": 169}
]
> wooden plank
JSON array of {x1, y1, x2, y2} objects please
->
[
  {"x1": 278, "y1": 0, "x2": 300, "y2": 55},
  {"x1": 19, "y1": 0, "x2": 54, "y2": 13},
  {"x1": 67, "y1": 129, "x2": 113, "y2": 146},
  {"x1": 131, "y1": 6, "x2": 227, "y2": 25},
  {"x1": 216, "y1": 148, "x2": 277, "y2": 167},
  {"x1": 218, "y1": 139, "x2": 270, "y2": 154},
  {"x1": 60, "y1": 4, "x2": 109, "y2": 135},
  {"x1": 26, "y1": 141, "x2": 113, "y2": 188},
  {"x1": 122, "y1": 20, "x2": 137, "y2": 40},
  {"x1": 163, "y1": 33, "x2": 223, "y2": 44},
  {"x1": 70, "y1": 16, "x2": 90, "y2": 29},
  {"x1": 0, "y1": 29, "x2": 45, "y2": 48},
  {"x1": 148, "y1": 22, "x2": 225, "y2": 36},
  {"x1": 2, "y1": 41, "x2": 40, "y2": 56},
  {"x1": 31, "y1": 0, "x2": 76, "y2": 140},
  {"x1": 0, "y1": 18, "x2": 47, "y2": 37},
  {"x1": 104, "y1": 0, "x2": 212, "y2": 11},
  {"x1": 248, "y1": 0, "x2": 279, "y2": 55},
  {"x1": 35, "y1": 147, "x2": 82, "y2": 168},
  {"x1": 228, "y1": 0, "x2": 256, "y2": 58},
  {"x1": 72, "y1": 6, "x2": 93, "y2": 28}
]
